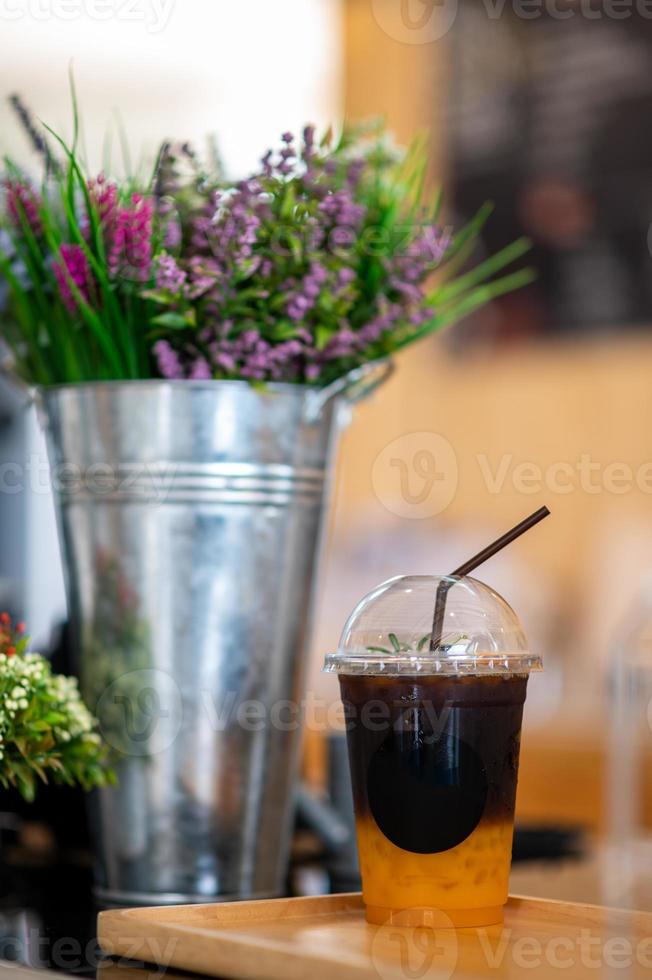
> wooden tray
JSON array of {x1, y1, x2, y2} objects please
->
[{"x1": 98, "y1": 892, "x2": 652, "y2": 980}]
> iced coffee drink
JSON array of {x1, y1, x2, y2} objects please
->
[{"x1": 324, "y1": 575, "x2": 542, "y2": 928}]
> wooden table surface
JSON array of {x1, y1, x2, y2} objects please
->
[{"x1": 98, "y1": 891, "x2": 652, "y2": 980}]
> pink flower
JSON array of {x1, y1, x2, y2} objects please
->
[
  {"x1": 4, "y1": 180, "x2": 42, "y2": 236},
  {"x1": 54, "y1": 244, "x2": 93, "y2": 313},
  {"x1": 108, "y1": 193, "x2": 154, "y2": 283},
  {"x1": 87, "y1": 174, "x2": 118, "y2": 240}
]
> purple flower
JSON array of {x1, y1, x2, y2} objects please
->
[
  {"x1": 357, "y1": 300, "x2": 403, "y2": 346},
  {"x1": 237, "y1": 329, "x2": 259, "y2": 349},
  {"x1": 261, "y1": 150, "x2": 274, "y2": 177},
  {"x1": 389, "y1": 278, "x2": 422, "y2": 302},
  {"x1": 310, "y1": 263, "x2": 328, "y2": 284},
  {"x1": 319, "y1": 189, "x2": 365, "y2": 230},
  {"x1": 323, "y1": 328, "x2": 358, "y2": 360},
  {"x1": 192, "y1": 185, "x2": 262, "y2": 284},
  {"x1": 164, "y1": 217, "x2": 182, "y2": 250},
  {"x1": 189, "y1": 357, "x2": 211, "y2": 379},
  {"x1": 412, "y1": 225, "x2": 449, "y2": 265},
  {"x1": 333, "y1": 267, "x2": 357, "y2": 300},
  {"x1": 302, "y1": 125, "x2": 316, "y2": 163},
  {"x1": 330, "y1": 226, "x2": 356, "y2": 250},
  {"x1": 156, "y1": 254, "x2": 186, "y2": 294},
  {"x1": 346, "y1": 158, "x2": 366, "y2": 188},
  {"x1": 53, "y1": 244, "x2": 92, "y2": 313},
  {"x1": 410, "y1": 306, "x2": 433, "y2": 326},
  {"x1": 388, "y1": 226, "x2": 449, "y2": 296},
  {"x1": 154, "y1": 340, "x2": 184, "y2": 380},
  {"x1": 286, "y1": 261, "x2": 333, "y2": 321},
  {"x1": 337, "y1": 267, "x2": 355, "y2": 286},
  {"x1": 138, "y1": 125, "x2": 447, "y2": 386},
  {"x1": 214, "y1": 349, "x2": 236, "y2": 373}
]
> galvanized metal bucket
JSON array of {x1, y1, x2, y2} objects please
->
[{"x1": 38, "y1": 362, "x2": 390, "y2": 906}]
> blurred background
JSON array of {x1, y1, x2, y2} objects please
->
[{"x1": 2, "y1": 0, "x2": 652, "y2": 904}]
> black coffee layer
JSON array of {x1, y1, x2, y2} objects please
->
[{"x1": 340, "y1": 674, "x2": 527, "y2": 855}]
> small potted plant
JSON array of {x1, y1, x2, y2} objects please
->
[{"x1": 0, "y1": 613, "x2": 112, "y2": 802}]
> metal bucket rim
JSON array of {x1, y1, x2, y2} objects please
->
[
  {"x1": 37, "y1": 359, "x2": 392, "y2": 401},
  {"x1": 38, "y1": 377, "x2": 317, "y2": 398}
]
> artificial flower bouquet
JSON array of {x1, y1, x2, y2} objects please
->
[
  {"x1": 0, "y1": 95, "x2": 533, "y2": 388},
  {"x1": 0, "y1": 613, "x2": 112, "y2": 801}
]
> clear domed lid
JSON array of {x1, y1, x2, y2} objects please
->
[{"x1": 324, "y1": 575, "x2": 542, "y2": 675}]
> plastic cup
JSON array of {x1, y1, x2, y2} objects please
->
[{"x1": 324, "y1": 575, "x2": 542, "y2": 928}]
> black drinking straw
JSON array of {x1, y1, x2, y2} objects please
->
[{"x1": 429, "y1": 506, "x2": 551, "y2": 652}]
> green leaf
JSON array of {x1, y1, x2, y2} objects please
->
[
  {"x1": 286, "y1": 233, "x2": 303, "y2": 265},
  {"x1": 43, "y1": 711, "x2": 67, "y2": 725},
  {"x1": 151, "y1": 311, "x2": 195, "y2": 329},
  {"x1": 388, "y1": 633, "x2": 401, "y2": 652},
  {"x1": 29, "y1": 721, "x2": 52, "y2": 733},
  {"x1": 280, "y1": 182, "x2": 296, "y2": 220},
  {"x1": 268, "y1": 321, "x2": 298, "y2": 341},
  {"x1": 430, "y1": 187, "x2": 444, "y2": 224},
  {"x1": 315, "y1": 325, "x2": 333, "y2": 351},
  {"x1": 12, "y1": 762, "x2": 36, "y2": 802},
  {"x1": 141, "y1": 289, "x2": 175, "y2": 306}
]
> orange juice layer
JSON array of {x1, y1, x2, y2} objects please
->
[{"x1": 356, "y1": 815, "x2": 514, "y2": 912}]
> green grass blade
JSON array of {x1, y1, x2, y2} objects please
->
[
  {"x1": 429, "y1": 237, "x2": 532, "y2": 306},
  {"x1": 68, "y1": 64, "x2": 81, "y2": 157},
  {"x1": 399, "y1": 267, "x2": 536, "y2": 349},
  {"x1": 0, "y1": 252, "x2": 54, "y2": 383},
  {"x1": 442, "y1": 202, "x2": 494, "y2": 267}
]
